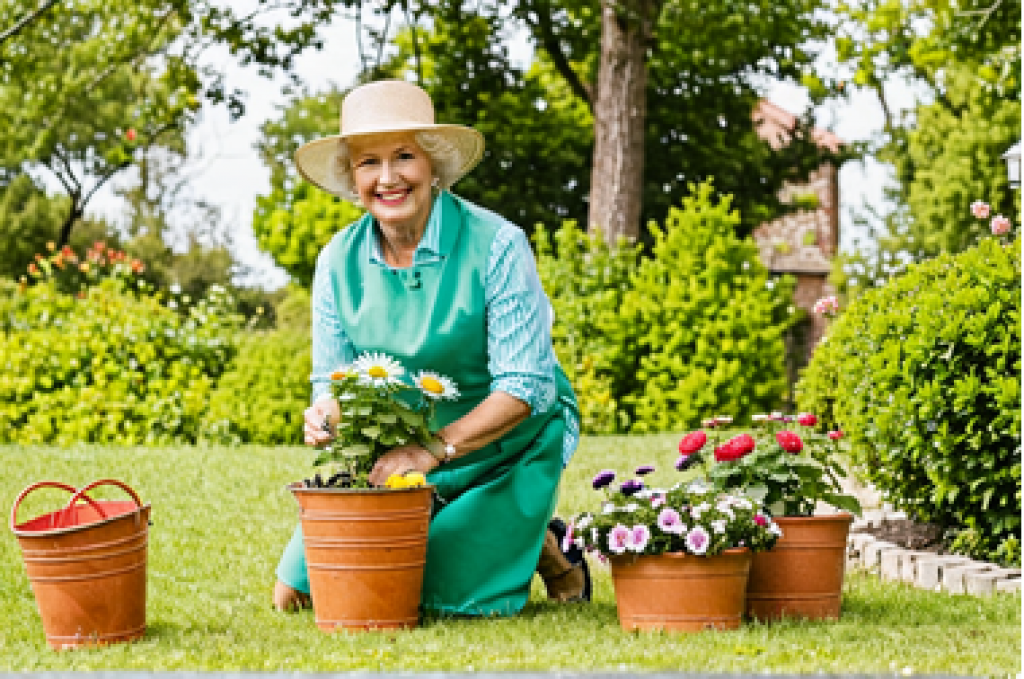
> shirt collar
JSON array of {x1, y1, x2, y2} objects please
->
[{"x1": 367, "y1": 192, "x2": 445, "y2": 268}]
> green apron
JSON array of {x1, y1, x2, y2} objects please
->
[{"x1": 277, "y1": 192, "x2": 577, "y2": 616}]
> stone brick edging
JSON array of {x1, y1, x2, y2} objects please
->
[{"x1": 845, "y1": 510, "x2": 1021, "y2": 596}]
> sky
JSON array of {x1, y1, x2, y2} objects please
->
[{"x1": 100, "y1": 15, "x2": 920, "y2": 291}]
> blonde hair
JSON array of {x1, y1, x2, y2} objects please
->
[{"x1": 325, "y1": 131, "x2": 464, "y2": 204}]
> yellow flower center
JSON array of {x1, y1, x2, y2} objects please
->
[
  {"x1": 420, "y1": 376, "x2": 444, "y2": 394},
  {"x1": 368, "y1": 366, "x2": 388, "y2": 379}
]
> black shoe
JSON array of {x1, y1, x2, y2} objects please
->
[{"x1": 548, "y1": 517, "x2": 592, "y2": 602}]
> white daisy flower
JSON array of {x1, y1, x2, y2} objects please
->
[
  {"x1": 413, "y1": 370, "x2": 459, "y2": 400},
  {"x1": 351, "y1": 352, "x2": 405, "y2": 388},
  {"x1": 576, "y1": 515, "x2": 593, "y2": 531},
  {"x1": 711, "y1": 519, "x2": 728, "y2": 534}
]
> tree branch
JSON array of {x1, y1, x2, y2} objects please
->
[
  {"x1": 521, "y1": 1, "x2": 592, "y2": 109},
  {"x1": 0, "y1": 0, "x2": 61, "y2": 49}
]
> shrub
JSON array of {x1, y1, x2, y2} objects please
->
[
  {"x1": 533, "y1": 221, "x2": 640, "y2": 434},
  {"x1": 621, "y1": 182, "x2": 799, "y2": 433},
  {"x1": 201, "y1": 330, "x2": 312, "y2": 444},
  {"x1": 797, "y1": 236, "x2": 1021, "y2": 553},
  {"x1": 0, "y1": 279, "x2": 238, "y2": 444}
]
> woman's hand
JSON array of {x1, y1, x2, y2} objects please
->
[
  {"x1": 303, "y1": 398, "x2": 341, "y2": 448},
  {"x1": 369, "y1": 445, "x2": 438, "y2": 487}
]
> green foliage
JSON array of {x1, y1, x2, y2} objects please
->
[
  {"x1": 797, "y1": 236, "x2": 1021, "y2": 549},
  {"x1": 533, "y1": 221, "x2": 640, "y2": 434},
  {"x1": 0, "y1": 279, "x2": 238, "y2": 445},
  {"x1": 694, "y1": 419, "x2": 861, "y2": 517},
  {"x1": 622, "y1": 182, "x2": 799, "y2": 432},
  {"x1": 252, "y1": 181, "x2": 364, "y2": 287},
  {"x1": 201, "y1": 331, "x2": 312, "y2": 445},
  {"x1": 273, "y1": 283, "x2": 312, "y2": 331},
  {"x1": 950, "y1": 528, "x2": 1022, "y2": 569}
]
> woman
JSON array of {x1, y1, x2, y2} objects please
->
[{"x1": 273, "y1": 80, "x2": 589, "y2": 616}]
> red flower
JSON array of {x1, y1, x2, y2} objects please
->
[
  {"x1": 796, "y1": 412, "x2": 817, "y2": 426},
  {"x1": 776, "y1": 430, "x2": 803, "y2": 454},
  {"x1": 754, "y1": 514, "x2": 767, "y2": 526},
  {"x1": 828, "y1": 430, "x2": 844, "y2": 440},
  {"x1": 678, "y1": 431, "x2": 708, "y2": 456},
  {"x1": 126, "y1": 128, "x2": 137, "y2": 142},
  {"x1": 714, "y1": 434, "x2": 755, "y2": 462}
]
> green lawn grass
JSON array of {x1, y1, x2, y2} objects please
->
[{"x1": 2, "y1": 437, "x2": 1019, "y2": 674}]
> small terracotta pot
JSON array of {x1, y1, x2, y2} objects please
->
[
  {"x1": 746, "y1": 513, "x2": 853, "y2": 620},
  {"x1": 610, "y1": 548, "x2": 751, "y2": 632},
  {"x1": 289, "y1": 483, "x2": 432, "y2": 632},
  {"x1": 10, "y1": 479, "x2": 150, "y2": 650}
]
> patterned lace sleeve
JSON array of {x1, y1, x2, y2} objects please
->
[
  {"x1": 485, "y1": 224, "x2": 557, "y2": 416},
  {"x1": 309, "y1": 249, "x2": 355, "y2": 404}
]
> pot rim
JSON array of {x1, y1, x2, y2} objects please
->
[
  {"x1": 610, "y1": 546, "x2": 750, "y2": 564},
  {"x1": 286, "y1": 481, "x2": 435, "y2": 495},
  {"x1": 13, "y1": 503, "x2": 152, "y2": 538},
  {"x1": 772, "y1": 512, "x2": 854, "y2": 524}
]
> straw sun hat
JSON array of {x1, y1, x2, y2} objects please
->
[{"x1": 294, "y1": 80, "x2": 485, "y2": 203}]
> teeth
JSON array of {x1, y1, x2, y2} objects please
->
[{"x1": 378, "y1": 191, "x2": 406, "y2": 201}]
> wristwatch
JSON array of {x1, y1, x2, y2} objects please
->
[{"x1": 427, "y1": 435, "x2": 456, "y2": 465}]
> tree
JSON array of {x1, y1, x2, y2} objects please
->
[
  {"x1": 0, "y1": 0, "x2": 359, "y2": 254},
  {"x1": 253, "y1": 0, "x2": 844, "y2": 281},
  {"x1": 833, "y1": 0, "x2": 1020, "y2": 292}
]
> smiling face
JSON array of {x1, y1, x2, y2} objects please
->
[{"x1": 348, "y1": 132, "x2": 435, "y2": 237}]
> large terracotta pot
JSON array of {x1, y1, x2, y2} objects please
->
[
  {"x1": 289, "y1": 483, "x2": 432, "y2": 632},
  {"x1": 10, "y1": 479, "x2": 150, "y2": 650},
  {"x1": 746, "y1": 513, "x2": 853, "y2": 620},
  {"x1": 610, "y1": 548, "x2": 751, "y2": 632}
]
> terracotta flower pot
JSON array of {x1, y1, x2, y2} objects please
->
[
  {"x1": 610, "y1": 548, "x2": 751, "y2": 632},
  {"x1": 289, "y1": 482, "x2": 433, "y2": 632},
  {"x1": 746, "y1": 513, "x2": 853, "y2": 620},
  {"x1": 10, "y1": 480, "x2": 151, "y2": 650}
]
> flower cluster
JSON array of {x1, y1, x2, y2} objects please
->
[
  {"x1": 812, "y1": 295, "x2": 839, "y2": 317},
  {"x1": 679, "y1": 413, "x2": 862, "y2": 517},
  {"x1": 314, "y1": 352, "x2": 459, "y2": 487},
  {"x1": 570, "y1": 467, "x2": 781, "y2": 559},
  {"x1": 21, "y1": 241, "x2": 145, "y2": 296},
  {"x1": 971, "y1": 200, "x2": 1012, "y2": 237}
]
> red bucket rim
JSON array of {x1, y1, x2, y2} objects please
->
[{"x1": 13, "y1": 502, "x2": 151, "y2": 537}]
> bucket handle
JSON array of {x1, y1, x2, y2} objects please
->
[
  {"x1": 64, "y1": 479, "x2": 144, "y2": 515},
  {"x1": 9, "y1": 481, "x2": 108, "y2": 531}
]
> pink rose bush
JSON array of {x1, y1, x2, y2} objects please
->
[
  {"x1": 568, "y1": 465, "x2": 781, "y2": 559},
  {"x1": 677, "y1": 413, "x2": 863, "y2": 517},
  {"x1": 971, "y1": 200, "x2": 1013, "y2": 237}
]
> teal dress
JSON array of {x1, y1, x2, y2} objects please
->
[{"x1": 277, "y1": 192, "x2": 578, "y2": 616}]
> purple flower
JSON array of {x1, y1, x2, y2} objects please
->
[
  {"x1": 634, "y1": 464, "x2": 655, "y2": 476},
  {"x1": 674, "y1": 455, "x2": 698, "y2": 472},
  {"x1": 608, "y1": 524, "x2": 630, "y2": 555},
  {"x1": 620, "y1": 479, "x2": 644, "y2": 496},
  {"x1": 592, "y1": 470, "x2": 616, "y2": 490},
  {"x1": 685, "y1": 526, "x2": 710, "y2": 555},
  {"x1": 657, "y1": 507, "x2": 684, "y2": 535},
  {"x1": 628, "y1": 525, "x2": 651, "y2": 553}
]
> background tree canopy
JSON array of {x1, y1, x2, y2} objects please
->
[{"x1": 252, "y1": 0, "x2": 848, "y2": 283}]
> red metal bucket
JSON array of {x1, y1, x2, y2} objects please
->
[{"x1": 10, "y1": 479, "x2": 151, "y2": 650}]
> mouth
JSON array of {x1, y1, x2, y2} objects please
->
[{"x1": 375, "y1": 189, "x2": 410, "y2": 206}]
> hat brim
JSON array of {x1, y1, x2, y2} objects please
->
[{"x1": 294, "y1": 124, "x2": 484, "y2": 201}]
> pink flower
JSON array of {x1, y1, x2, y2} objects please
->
[
  {"x1": 657, "y1": 507, "x2": 685, "y2": 534},
  {"x1": 628, "y1": 525, "x2": 651, "y2": 553},
  {"x1": 828, "y1": 430, "x2": 844, "y2": 440},
  {"x1": 813, "y1": 295, "x2": 839, "y2": 316},
  {"x1": 685, "y1": 526, "x2": 710, "y2": 555},
  {"x1": 796, "y1": 412, "x2": 817, "y2": 426},
  {"x1": 678, "y1": 431, "x2": 707, "y2": 456},
  {"x1": 651, "y1": 494, "x2": 665, "y2": 508},
  {"x1": 776, "y1": 430, "x2": 804, "y2": 453},
  {"x1": 608, "y1": 524, "x2": 630, "y2": 555},
  {"x1": 561, "y1": 521, "x2": 575, "y2": 553},
  {"x1": 754, "y1": 514, "x2": 768, "y2": 527},
  {"x1": 714, "y1": 434, "x2": 755, "y2": 462},
  {"x1": 971, "y1": 200, "x2": 991, "y2": 219},
  {"x1": 991, "y1": 215, "x2": 1012, "y2": 236}
]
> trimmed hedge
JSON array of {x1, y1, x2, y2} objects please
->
[
  {"x1": 201, "y1": 330, "x2": 312, "y2": 445},
  {"x1": 797, "y1": 236, "x2": 1021, "y2": 556},
  {"x1": 0, "y1": 280, "x2": 236, "y2": 444}
]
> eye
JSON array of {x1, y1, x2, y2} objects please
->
[
  {"x1": 355, "y1": 157, "x2": 378, "y2": 168},
  {"x1": 397, "y1": 151, "x2": 416, "y2": 161}
]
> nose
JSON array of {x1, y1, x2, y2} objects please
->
[{"x1": 378, "y1": 159, "x2": 396, "y2": 186}]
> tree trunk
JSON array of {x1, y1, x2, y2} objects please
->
[
  {"x1": 588, "y1": 0, "x2": 659, "y2": 242},
  {"x1": 58, "y1": 199, "x2": 83, "y2": 250}
]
